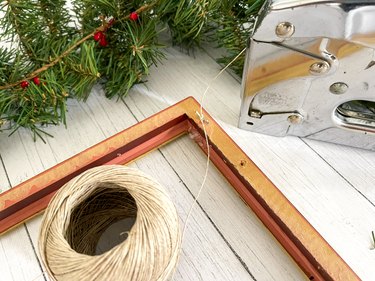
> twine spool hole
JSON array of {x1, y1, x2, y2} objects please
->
[{"x1": 65, "y1": 185, "x2": 138, "y2": 255}]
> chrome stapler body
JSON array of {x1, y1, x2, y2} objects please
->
[{"x1": 239, "y1": 0, "x2": 375, "y2": 150}]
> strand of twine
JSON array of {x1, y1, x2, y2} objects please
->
[
  {"x1": 186, "y1": 47, "x2": 247, "y2": 233},
  {"x1": 0, "y1": 2, "x2": 157, "y2": 91},
  {"x1": 188, "y1": 16, "x2": 257, "y2": 199},
  {"x1": 169, "y1": 47, "x2": 247, "y2": 280},
  {"x1": 38, "y1": 48, "x2": 247, "y2": 281}
]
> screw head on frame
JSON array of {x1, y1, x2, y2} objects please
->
[
  {"x1": 275, "y1": 22, "x2": 295, "y2": 38},
  {"x1": 287, "y1": 113, "x2": 304, "y2": 125},
  {"x1": 329, "y1": 82, "x2": 348, "y2": 95},
  {"x1": 309, "y1": 61, "x2": 330, "y2": 75}
]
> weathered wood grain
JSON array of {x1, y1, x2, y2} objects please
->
[
  {"x1": 304, "y1": 139, "x2": 375, "y2": 203},
  {"x1": 128, "y1": 150, "x2": 256, "y2": 281},
  {"x1": 1, "y1": 44, "x2": 374, "y2": 281}
]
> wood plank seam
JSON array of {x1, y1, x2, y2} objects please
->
[
  {"x1": 0, "y1": 155, "x2": 12, "y2": 192},
  {"x1": 23, "y1": 225, "x2": 47, "y2": 281},
  {"x1": 301, "y1": 138, "x2": 375, "y2": 208},
  {"x1": 157, "y1": 149, "x2": 258, "y2": 281}
]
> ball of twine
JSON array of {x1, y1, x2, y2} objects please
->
[{"x1": 38, "y1": 165, "x2": 181, "y2": 281}]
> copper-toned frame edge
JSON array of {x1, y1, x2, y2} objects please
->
[{"x1": 0, "y1": 97, "x2": 359, "y2": 281}]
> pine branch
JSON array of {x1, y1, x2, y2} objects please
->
[
  {"x1": 37, "y1": 0, "x2": 73, "y2": 36},
  {"x1": 0, "y1": 0, "x2": 266, "y2": 139},
  {"x1": 212, "y1": 0, "x2": 264, "y2": 76},
  {"x1": 4, "y1": 1, "x2": 36, "y2": 57},
  {"x1": 0, "y1": 2, "x2": 158, "y2": 91},
  {"x1": 166, "y1": 0, "x2": 220, "y2": 47},
  {"x1": 38, "y1": 0, "x2": 59, "y2": 35},
  {"x1": 65, "y1": 41, "x2": 101, "y2": 100},
  {"x1": 103, "y1": 17, "x2": 164, "y2": 99}
]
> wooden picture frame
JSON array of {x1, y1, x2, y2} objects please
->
[{"x1": 0, "y1": 97, "x2": 358, "y2": 281}]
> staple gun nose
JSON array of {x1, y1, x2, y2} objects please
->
[{"x1": 239, "y1": 0, "x2": 375, "y2": 150}]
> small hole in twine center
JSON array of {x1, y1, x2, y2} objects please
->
[{"x1": 66, "y1": 184, "x2": 137, "y2": 255}]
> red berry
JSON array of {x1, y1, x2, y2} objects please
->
[
  {"x1": 129, "y1": 12, "x2": 138, "y2": 21},
  {"x1": 33, "y1": 77, "x2": 41, "y2": 85},
  {"x1": 20, "y1": 81, "x2": 29, "y2": 89},
  {"x1": 93, "y1": 31, "x2": 104, "y2": 41},
  {"x1": 99, "y1": 37, "x2": 108, "y2": 47}
]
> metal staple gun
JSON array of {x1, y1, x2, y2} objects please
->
[{"x1": 240, "y1": 0, "x2": 375, "y2": 150}]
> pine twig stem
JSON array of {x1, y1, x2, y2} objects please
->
[{"x1": 0, "y1": 2, "x2": 156, "y2": 91}]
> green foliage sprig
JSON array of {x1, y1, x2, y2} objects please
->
[
  {"x1": 0, "y1": 0, "x2": 263, "y2": 140},
  {"x1": 211, "y1": 0, "x2": 264, "y2": 75}
]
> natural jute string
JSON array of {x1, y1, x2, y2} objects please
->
[{"x1": 38, "y1": 165, "x2": 181, "y2": 281}]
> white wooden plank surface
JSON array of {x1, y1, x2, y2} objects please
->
[
  {"x1": 0, "y1": 162, "x2": 45, "y2": 281},
  {"x1": 0, "y1": 44, "x2": 374, "y2": 281},
  {"x1": 158, "y1": 137, "x2": 305, "y2": 280},
  {"x1": 0, "y1": 161, "x2": 9, "y2": 194},
  {"x1": 129, "y1": 150, "x2": 256, "y2": 281},
  {"x1": 304, "y1": 139, "x2": 375, "y2": 203}
]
